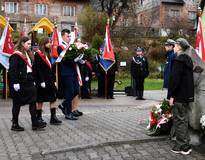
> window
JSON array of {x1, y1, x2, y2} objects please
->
[
  {"x1": 63, "y1": 6, "x2": 76, "y2": 16},
  {"x1": 188, "y1": 11, "x2": 196, "y2": 20},
  {"x1": 35, "y1": 4, "x2": 48, "y2": 16},
  {"x1": 169, "y1": 9, "x2": 180, "y2": 17},
  {"x1": 5, "y1": 2, "x2": 18, "y2": 13}
]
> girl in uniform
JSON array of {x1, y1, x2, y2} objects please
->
[
  {"x1": 9, "y1": 36, "x2": 46, "y2": 131},
  {"x1": 34, "y1": 37, "x2": 62, "y2": 125}
]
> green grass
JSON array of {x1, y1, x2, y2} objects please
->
[{"x1": 91, "y1": 78, "x2": 163, "y2": 91}]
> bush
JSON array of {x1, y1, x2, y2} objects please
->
[
  {"x1": 91, "y1": 33, "x2": 103, "y2": 50},
  {"x1": 78, "y1": 5, "x2": 108, "y2": 42}
]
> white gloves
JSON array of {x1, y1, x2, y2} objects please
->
[
  {"x1": 13, "y1": 84, "x2": 20, "y2": 91},
  {"x1": 85, "y1": 76, "x2": 89, "y2": 81},
  {"x1": 41, "y1": 82, "x2": 46, "y2": 88},
  {"x1": 74, "y1": 54, "x2": 84, "y2": 62}
]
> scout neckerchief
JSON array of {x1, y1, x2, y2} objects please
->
[
  {"x1": 13, "y1": 51, "x2": 32, "y2": 72},
  {"x1": 36, "y1": 50, "x2": 51, "y2": 69}
]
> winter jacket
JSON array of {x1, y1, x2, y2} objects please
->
[
  {"x1": 167, "y1": 53, "x2": 194, "y2": 103},
  {"x1": 163, "y1": 50, "x2": 176, "y2": 88}
]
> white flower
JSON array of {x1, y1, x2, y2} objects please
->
[
  {"x1": 200, "y1": 115, "x2": 205, "y2": 129},
  {"x1": 69, "y1": 47, "x2": 72, "y2": 51},
  {"x1": 155, "y1": 104, "x2": 161, "y2": 109}
]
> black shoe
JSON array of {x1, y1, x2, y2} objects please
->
[
  {"x1": 76, "y1": 110, "x2": 83, "y2": 116},
  {"x1": 65, "y1": 113, "x2": 78, "y2": 120},
  {"x1": 171, "y1": 145, "x2": 192, "y2": 155},
  {"x1": 72, "y1": 110, "x2": 83, "y2": 117},
  {"x1": 32, "y1": 121, "x2": 46, "y2": 130},
  {"x1": 37, "y1": 117, "x2": 47, "y2": 125},
  {"x1": 72, "y1": 111, "x2": 81, "y2": 117},
  {"x1": 58, "y1": 104, "x2": 66, "y2": 115},
  {"x1": 11, "y1": 124, "x2": 24, "y2": 131},
  {"x1": 137, "y1": 97, "x2": 145, "y2": 100},
  {"x1": 50, "y1": 117, "x2": 62, "y2": 125}
]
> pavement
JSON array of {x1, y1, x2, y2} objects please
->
[{"x1": 0, "y1": 90, "x2": 204, "y2": 160}]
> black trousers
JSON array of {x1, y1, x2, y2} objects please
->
[
  {"x1": 12, "y1": 102, "x2": 37, "y2": 125},
  {"x1": 134, "y1": 78, "x2": 144, "y2": 98},
  {"x1": 107, "y1": 74, "x2": 115, "y2": 98}
]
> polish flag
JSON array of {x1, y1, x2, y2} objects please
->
[
  {"x1": 103, "y1": 24, "x2": 115, "y2": 61},
  {"x1": 0, "y1": 20, "x2": 14, "y2": 69},
  {"x1": 0, "y1": 21, "x2": 14, "y2": 56},
  {"x1": 51, "y1": 26, "x2": 59, "y2": 58},
  {"x1": 196, "y1": 17, "x2": 205, "y2": 62}
]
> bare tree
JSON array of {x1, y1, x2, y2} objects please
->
[{"x1": 91, "y1": 0, "x2": 129, "y2": 28}]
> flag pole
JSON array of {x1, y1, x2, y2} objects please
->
[
  {"x1": 52, "y1": 18, "x2": 59, "y2": 89},
  {"x1": 56, "y1": 63, "x2": 58, "y2": 89},
  {"x1": 105, "y1": 71, "x2": 108, "y2": 99},
  {"x1": 104, "y1": 18, "x2": 110, "y2": 99},
  {"x1": 5, "y1": 70, "x2": 8, "y2": 99}
]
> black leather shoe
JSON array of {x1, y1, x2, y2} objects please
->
[
  {"x1": 50, "y1": 117, "x2": 62, "y2": 125},
  {"x1": 32, "y1": 121, "x2": 46, "y2": 130},
  {"x1": 65, "y1": 113, "x2": 78, "y2": 120},
  {"x1": 76, "y1": 110, "x2": 83, "y2": 116},
  {"x1": 37, "y1": 117, "x2": 47, "y2": 125},
  {"x1": 72, "y1": 111, "x2": 81, "y2": 117},
  {"x1": 58, "y1": 104, "x2": 66, "y2": 115},
  {"x1": 11, "y1": 124, "x2": 24, "y2": 131}
]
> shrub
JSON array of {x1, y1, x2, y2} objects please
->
[{"x1": 91, "y1": 33, "x2": 103, "y2": 50}]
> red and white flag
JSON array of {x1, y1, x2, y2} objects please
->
[
  {"x1": 0, "y1": 21, "x2": 14, "y2": 56},
  {"x1": 0, "y1": 20, "x2": 14, "y2": 69},
  {"x1": 50, "y1": 26, "x2": 59, "y2": 61},
  {"x1": 196, "y1": 17, "x2": 205, "y2": 62},
  {"x1": 103, "y1": 24, "x2": 115, "y2": 61}
]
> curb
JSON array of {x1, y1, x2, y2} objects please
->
[{"x1": 41, "y1": 136, "x2": 167, "y2": 156}]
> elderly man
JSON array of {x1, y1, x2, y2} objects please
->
[{"x1": 168, "y1": 38, "x2": 194, "y2": 155}]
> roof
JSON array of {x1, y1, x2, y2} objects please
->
[
  {"x1": 31, "y1": 17, "x2": 54, "y2": 34},
  {"x1": 161, "y1": 0, "x2": 184, "y2": 5}
]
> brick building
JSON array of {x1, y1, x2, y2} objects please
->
[
  {"x1": 116, "y1": 0, "x2": 200, "y2": 37},
  {"x1": 0, "y1": 0, "x2": 89, "y2": 33}
]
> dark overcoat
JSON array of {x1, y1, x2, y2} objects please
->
[
  {"x1": 33, "y1": 51, "x2": 57, "y2": 102},
  {"x1": 9, "y1": 53, "x2": 36, "y2": 106}
]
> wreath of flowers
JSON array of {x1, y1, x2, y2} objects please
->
[
  {"x1": 63, "y1": 43, "x2": 88, "y2": 61},
  {"x1": 146, "y1": 99, "x2": 172, "y2": 136}
]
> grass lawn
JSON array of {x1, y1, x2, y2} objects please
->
[{"x1": 91, "y1": 78, "x2": 163, "y2": 91}]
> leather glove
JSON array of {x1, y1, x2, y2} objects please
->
[
  {"x1": 13, "y1": 84, "x2": 20, "y2": 91},
  {"x1": 41, "y1": 82, "x2": 46, "y2": 88}
]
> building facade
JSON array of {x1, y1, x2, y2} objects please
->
[
  {"x1": 116, "y1": 0, "x2": 200, "y2": 37},
  {"x1": 0, "y1": 0, "x2": 89, "y2": 33}
]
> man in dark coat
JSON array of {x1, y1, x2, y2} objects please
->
[
  {"x1": 131, "y1": 47, "x2": 149, "y2": 100},
  {"x1": 163, "y1": 39, "x2": 176, "y2": 89},
  {"x1": 168, "y1": 38, "x2": 194, "y2": 155}
]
